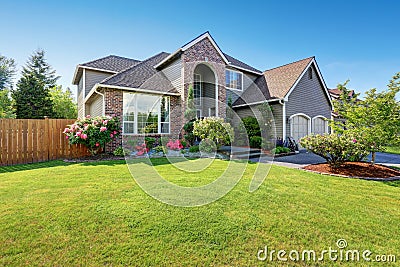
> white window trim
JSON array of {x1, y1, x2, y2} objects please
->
[
  {"x1": 225, "y1": 69, "x2": 243, "y2": 91},
  {"x1": 289, "y1": 113, "x2": 311, "y2": 137},
  {"x1": 312, "y1": 115, "x2": 329, "y2": 134},
  {"x1": 122, "y1": 93, "x2": 170, "y2": 135}
]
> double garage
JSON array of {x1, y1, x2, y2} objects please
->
[{"x1": 289, "y1": 113, "x2": 329, "y2": 143}]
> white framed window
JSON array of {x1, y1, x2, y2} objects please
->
[
  {"x1": 123, "y1": 93, "x2": 170, "y2": 134},
  {"x1": 225, "y1": 69, "x2": 243, "y2": 90},
  {"x1": 193, "y1": 73, "x2": 202, "y2": 106}
]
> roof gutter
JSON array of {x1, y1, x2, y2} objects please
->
[
  {"x1": 85, "y1": 83, "x2": 181, "y2": 103},
  {"x1": 232, "y1": 98, "x2": 281, "y2": 108}
]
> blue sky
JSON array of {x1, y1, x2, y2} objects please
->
[{"x1": 1, "y1": 0, "x2": 399, "y2": 99}]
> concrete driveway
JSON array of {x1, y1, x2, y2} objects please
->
[{"x1": 269, "y1": 150, "x2": 400, "y2": 167}]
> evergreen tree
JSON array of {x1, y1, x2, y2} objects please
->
[
  {"x1": 184, "y1": 85, "x2": 196, "y2": 120},
  {"x1": 12, "y1": 49, "x2": 59, "y2": 118}
]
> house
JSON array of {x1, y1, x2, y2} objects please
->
[{"x1": 72, "y1": 32, "x2": 333, "y2": 151}]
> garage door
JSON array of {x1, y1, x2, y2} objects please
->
[
  {"x1": 291, "y1": 115, "x2": 309, "y2": 143},
  {"x1": 312, "y1": 117, "x2": 327, "y2": 135}
]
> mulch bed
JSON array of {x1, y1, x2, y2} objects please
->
[{"x1": 304, "y1": 162, "x2": 400, "y2": 179}]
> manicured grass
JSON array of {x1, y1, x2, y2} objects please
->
[
  {"x1": 384, "y1": 145, "x2": 400, "y2": 155},
  {"x1": 1, "y1": 159, "x2": 399, "y2": 266}
]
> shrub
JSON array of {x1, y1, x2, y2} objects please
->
[
  {"x1": 272, "y1": 146, "x2": 290, "y2": 154},
  {"x1": 183, "y1": 121, "x2": 196, "y2": 145},
  {"x1": 189, "y1": 145, "x2": 200, "y2": 153},
  {"x1": 180, "y1": 139, "x2": 187, "y2": 148},
  {"x1": 113, "y1": 147, "x2": 125, "y2": 156},
  {"x1": 153, "y1": 145, "x2": 165, "y2": 153},
  {"x1": 250, "y1": 136, "x2": 262, "y2": 148},
  {"x1": 64, "y1": 115, "x2": 121, "y2": 155},
  {"x1": 241, "y1": 117, "x2": 261, "y2": 138},
  {"x1": 144, "y1": 137, "x2": 156, "y2": 150},
  {"x1": 300, "y1": 133, "x2": 369, "y2": 168},
  {"x1": 199, "y1": 138, "x2": 217, "y2": 154},
  {"x1": 193, "y1": 117, "x2": 234, "y2": 147}
]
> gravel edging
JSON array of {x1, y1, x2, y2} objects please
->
[{"x1": 301, "y1": 168, "x2": 400, "y2": 181}]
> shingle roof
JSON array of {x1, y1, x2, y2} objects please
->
[
  {"x1": 232, "y1": 75, "x2": 273, "y2": 106},
  {"x1": 224, "y1": 53, "x2": 262, "y2": 74},
  {"x1": 328, "y1": 88, "x2": 355, "y2": 97},
  {"x1": 81, "y1": 55, "x2": 141, "y2": 72},
  {"x1": 232, "y1": 57, "x2": 314, "y2": 107},
  {"x1": 73, "y1": 55, "x2": 141, "y2": 84},
  {"x1": 264, "y1": 57, "x2": 313, "y2": 99},
  {"x1": 100, "y1": 52, "x2": 179, "y2": 94}
]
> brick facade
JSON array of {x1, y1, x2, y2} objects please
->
[
  {"x1": 182, "y1": 38, "x2": 227, "y2": 120},
  {"x1": 102, "y1": 88, "x2": 123, "y2": 152}
]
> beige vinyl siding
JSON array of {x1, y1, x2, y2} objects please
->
[
  {"x1": 285, "y1": 64, "x2": 332, "y2": 136},
  {"x1": 87, "y1": 94, "x2": 103, "y2": 117},
  {"x1": 85, "y1": 70, "x2": 113, "y2": 97},
  {"x1": 77, "y1": 77, "x2": 84, "y2": 118},
  {"x1": 161, "y1": 58, "x2": 182, "y2": 93}
]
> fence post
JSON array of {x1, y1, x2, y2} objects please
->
[{"x1": 44, "y1": 117, "x2": 50, "y2": 162}]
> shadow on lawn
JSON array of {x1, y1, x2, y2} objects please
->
[
  {"x1": 0, "y1": 159, "x2": 126, "y2": 173},
  {"x1": 0, "y1": 160, "x2": 73, "y2": 173}
]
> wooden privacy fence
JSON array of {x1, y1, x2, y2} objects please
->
[{"x1": 0, "y1": 118, "x2": 89, "y2": 166}]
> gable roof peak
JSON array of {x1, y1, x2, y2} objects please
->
[{"x1": 264, "y1": 56, "x2": 314, "y2": 73}]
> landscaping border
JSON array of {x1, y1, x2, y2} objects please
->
[{"x1": 301, "y1": 167, "x2": 400, "y2": 181}]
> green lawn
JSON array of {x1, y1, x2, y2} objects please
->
[
  {"x1": 1, "y1": 159, "x2": 399, "y2": 266},
  {"x1": 384, "y1": 145, "x2": 400, "y2": 155}
]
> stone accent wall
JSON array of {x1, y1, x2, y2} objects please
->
[{"x1": 182, "y1": 38, "x2": 227, "y2": 121}]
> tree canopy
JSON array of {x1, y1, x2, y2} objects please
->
[
  {"x1": 331, "y1": 73, "x2": 400, "y2": 164},
  {"x1": 49, "y1": 86, "x2": 77, "y2": 119},
  {"x1": 12, "y1": 49, "x2": 60, "y2": 119}
]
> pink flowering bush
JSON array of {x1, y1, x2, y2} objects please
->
[
  {"x1": 300, "y1": 133, "x2": 369, "y2": 168},
  {"x1": 166, "y1": 139, "x2": 183, "y2": 151},
  {"x1": 63, "y1": 115, "x2": 121, "y2": 155}
]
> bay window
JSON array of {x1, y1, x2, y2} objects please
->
[{"x1": 123, "y1": 93, "x2": 170, "y2": 134}]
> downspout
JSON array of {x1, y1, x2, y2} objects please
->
[
  {"x1": 82, "y1": 68, "x2": 86, "y2": 117},
  {"x1": 93, "y1": 84, "x2": 105, "y2": 116},
  {"x1": 279, "y1": 99, "x2": 286, "y2": 140}
]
